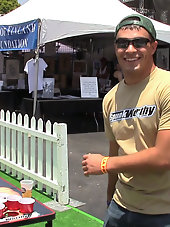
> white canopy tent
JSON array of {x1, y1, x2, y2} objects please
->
[{"x1": 0, "y1": 0, "x2": 170, "y2": 44}]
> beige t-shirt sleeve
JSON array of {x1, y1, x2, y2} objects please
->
[{"x1": 158, "y1": 83, "x2": 170, "y2": 130}]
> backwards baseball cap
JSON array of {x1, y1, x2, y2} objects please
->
[{"x1": 115, "y1": 14, "x2": 156, "y2": 40}]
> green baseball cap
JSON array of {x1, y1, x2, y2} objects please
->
[{"x1": 115, "y1": 14, "x2": 156, "y2": 40}]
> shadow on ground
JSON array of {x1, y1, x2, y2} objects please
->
[{"x1": 68, "y1": 132, "x2": 109, "y2": 221}]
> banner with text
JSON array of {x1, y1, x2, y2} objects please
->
[{"x1": 0, "y1": 19, "x2": 38, "y2": 51}]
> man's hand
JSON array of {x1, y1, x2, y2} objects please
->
[{"x1": 82, "y1": 153, "x2": 104, "y2": 176}]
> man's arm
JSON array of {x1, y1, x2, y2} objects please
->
[
  {"x1": 82, "y1": 130, "x2": 170, "y2": 175},
  {"x1": 107, "y1": 140, "x2": 119, "y2": 204}
]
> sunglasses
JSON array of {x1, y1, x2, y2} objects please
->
[{"x1": 115, "y1": 37, "x2": 151, "y2": 49}]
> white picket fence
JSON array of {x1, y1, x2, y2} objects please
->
[{"x1": 0, "y1": 110, "x2": 69, "y2": 205}]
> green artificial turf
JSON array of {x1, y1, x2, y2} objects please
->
[{"x1": 0, "y1": 171, "x2": 104, "y2": 227}]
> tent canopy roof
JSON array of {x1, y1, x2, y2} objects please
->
[{"x1": 0, "y1": 0, "x2": 170, "y2": 44}]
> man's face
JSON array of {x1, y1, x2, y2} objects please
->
[{"x1": 115, "y1": 27, "x2": 157, "y2": 75}]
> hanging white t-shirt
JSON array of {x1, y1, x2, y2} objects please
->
[{"x1": 24, "y1": 58, "x2": 48, "y2": 93}]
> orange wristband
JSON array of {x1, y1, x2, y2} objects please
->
[{"x1": 101, "y1": 156, "x2": 109, "y2": 174}]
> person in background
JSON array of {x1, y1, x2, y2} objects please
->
[
  {"x1": 82, "y1": 14, "x2": 170, "y2": 227},
  {"x1": 96, "y1": 57, "x2": 110, "y2": 91}
]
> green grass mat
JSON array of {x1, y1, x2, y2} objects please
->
[{"x1": 0, "y1": 171, "x2": 104, "y2": 227}]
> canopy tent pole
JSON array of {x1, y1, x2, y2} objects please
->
[{"x1": 33, "y1": 19, "x2": 41, "y2": 117}]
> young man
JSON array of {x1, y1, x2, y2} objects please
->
[{"x1": 82, "y1": 14, "x2": 170, "y2": 227}]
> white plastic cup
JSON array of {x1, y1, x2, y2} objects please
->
[
  {"x1": 20, "y1": 180, "x2": 34, "y2": 198},
  {"x1": 0, "y1": 193, "x2": 9, "y2": 200}
]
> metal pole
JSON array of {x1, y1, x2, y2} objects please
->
[{"x1": 33, "y1": 20, "x2": 41, "y2": 116}]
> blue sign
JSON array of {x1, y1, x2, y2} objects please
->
[{"x1": 0, "y1": 19, "x2": 38, "y2": 51}]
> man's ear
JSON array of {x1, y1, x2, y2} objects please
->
[{"x1": 151, "y1": 41, "x2": 158, "y2": 55}]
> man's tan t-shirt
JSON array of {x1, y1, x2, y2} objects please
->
[{"x1": 103, "y1": 67, "x2": 170, "y2": 214}]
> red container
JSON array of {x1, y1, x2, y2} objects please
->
[
  {"x1": 19, "y1": 198, "x2": 35, "y2": 214},
  {"x1": 6, "y1": 195, "x2": 21, "y2": 210},
  {"x1": 0, "y1": 203, "x2": 5, "y2": 218}
]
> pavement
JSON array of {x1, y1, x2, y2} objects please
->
[{"x1": 68, "y1": 132, "x2": 109, "y2": 221}]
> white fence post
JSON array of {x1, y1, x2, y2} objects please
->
[
  {"x1": 11, "y1": 112, "x2": 17, "y2": 177},
  {"x1": 45, "y1": 120, "x2": 52, "y2": 196},
  {"x1": 53, "y1": 123, "x2": 69, "y2": 204},
  {"x1": 0, "y1": 110, "x2": 5, "y2": 171}
]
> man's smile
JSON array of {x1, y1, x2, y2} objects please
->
[{"x1": 124, "y1": 57, "x2": 141, "y2": 62}]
